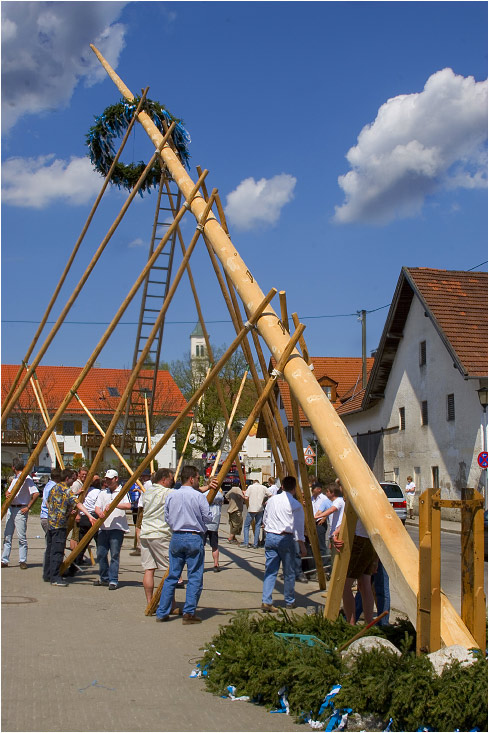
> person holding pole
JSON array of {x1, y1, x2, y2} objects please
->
[
  {"x1": 93, "y1": 469, "x2": 132, "y2": 590},
  {"x1": 155, "y1": 465, "x2": 217, "y2": 624},
  {"x1": 1, "y1": 458, "x2": 40, "y2": 569},
  {"x1": 44, "y1": 468, "x2": 96, "y2": 586}
]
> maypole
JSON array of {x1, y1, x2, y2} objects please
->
[{"x1": 88, "y1": 44, "x2": 477, "y2": 648}]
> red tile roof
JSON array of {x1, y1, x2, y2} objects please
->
[
  {"x1": 274, "y1": 356, "x2": 374, "y2": 426},
  {"x1": 406, "y1": 268, "x2": 487, "y2": 377},
  {"x1": 1, "y1": 365, "x2": 187, "y2": 418}
]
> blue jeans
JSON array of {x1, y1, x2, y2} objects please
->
[
  {"x1": 242, "y1": 510, "x2": 263, "y2": 547},
  {"x1": 262, "y1": 532, "x2": 296, "y2": 606},
  {"x1": 97, "y1": 529, "x2": 124, "y2": 584},
  {"x1": 156, "y1": 532, "x2": 204, "y2": 618},
  {"x1": 355, "y1": 560, "x2": 390, "y2": 625},
  {"x1": 2, "y1": 507, "x2": 28, "y2": 564}
]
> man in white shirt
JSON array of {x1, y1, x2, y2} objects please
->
[
  {"x1": 1, "y1": 458, "x2": 40, "y2": 569},
  {"x1": 241, "y1": 480, "x2": 272, "y2": 548},
  {"x1": 93, "y1": 469, "x2": 132, "y2": 590},
  {"x1": 261, "y1": 475, "x2": 306, "y2": 612}
]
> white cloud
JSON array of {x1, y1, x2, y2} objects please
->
[
  {"x1": 2, "y1": 154, "x2": 103, "y2": 208},
  {"x1": 334, "y1": 68, "x2": 488, "y2": 225},
  {"x1": 224, "y1": 174, "x2": 297, "y2": 231},
  {"x1": 128, "y1": 237, "x2": 146, "y2": 248},
  {"x1": 1, "y1": 1, "x2": 128, "y2": 133}
]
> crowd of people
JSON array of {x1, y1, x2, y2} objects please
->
[{"x1": 2, "y1": 458, "x2": 396, "y2": 626}]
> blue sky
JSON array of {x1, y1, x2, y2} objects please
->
[{"x1": 2, "y1": 1, "x2": 487, "y2": 372}]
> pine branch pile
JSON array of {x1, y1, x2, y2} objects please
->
[{"x1": 198, "y1": 610, "x2": 487, "y2": 731}]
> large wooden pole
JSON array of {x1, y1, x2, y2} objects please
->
[{"x1": 88, "y1": 45, "x2": 478, "y2": 648}]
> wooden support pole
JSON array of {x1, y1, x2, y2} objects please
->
[
  {"x1": 2, "y1": 90, "x2": 150, "y2": 413},
  {"x1": 59, "y1": 291, "x2": 277, "y2": 573},
  {"x1": 430, "y1": 490, "x2": 442, "y2": 652},
  {"x1": 416, "y1": 489, "x2": 441, "y2": 654},
  {"x1": 279, "y1": 291, "x2": 326, "y2": 590},
  {"x1": 29, "y1": 371, "x2": 64, "y2": 470},
  {"x1": 1, "y1": 158, "x2": 203, "y2": 519},
  {"x1": 145, "y1": 567, "x2": 169, "y2": 616},
  {"x1": 143, "y1": 392, "x2": 155, "y2": 473},
  {"x1": 211, "y1": 370, "x2": 249, "y2": 477},
  {"x1": 209, "y1": 323, "x2": 306, "y2": 504},
  {"x1": 460, "y1": 488, "x2": 486, "y2": 652},
  {"x1": 323, "y1": 500, "x2": 357, "y2": 619},
  {"x1": 2, "y1": 118, "x2": 174, "y2": 427},
  {"x1": 88, "y1": 45, "x2": 479, "y2": 648}
]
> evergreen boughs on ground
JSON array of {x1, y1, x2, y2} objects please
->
[{"x1": 197, "y1": 610, "x2": 487, "y2": 731}]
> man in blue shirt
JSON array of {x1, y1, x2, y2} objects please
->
[{"x1": 155, "y1": 465, "x2": 217, "y2": 625}]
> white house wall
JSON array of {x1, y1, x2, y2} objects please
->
[{"x1": 343, "y1": 296, "x2": 485, "y2": 516}]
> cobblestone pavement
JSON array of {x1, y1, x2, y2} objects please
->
[{"x1": 1, "y1": 509, "x2": 468, "y2": 732}]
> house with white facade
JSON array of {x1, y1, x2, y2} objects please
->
[
  {"x1": 338, "y1": 267, "x2": 488, "y2": 515},
  {"x1": 1, "y1": 365, "x2": 187, "y2": 472}
]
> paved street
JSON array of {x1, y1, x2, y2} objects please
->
[{"x1": 1, "y1": 508, "x2": 486, "y2": 732}]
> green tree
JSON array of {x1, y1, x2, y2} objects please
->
[{"x1": 170, "y1": 345, "x2": 257, "y2": 455}]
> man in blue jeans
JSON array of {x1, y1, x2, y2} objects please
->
[
  {"x1": 93, "y1": 469, "x2": 132, "y2": 590},
  {"x1": 261, "y1": 475, "x2": 306, "y2": 612},
  {"x1": 241, "y1": 480, "x2": 272, "y2": 548},
  {"x1": 156, "y1": 465, "x2": 217, "y2": 625}
]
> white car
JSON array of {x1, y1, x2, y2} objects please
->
[
  {"x1": 379, "y1": 481, "x2": 407, "y2": 524},
  {"x1": 31, "y1": 466, "x2": 52, "y2": 487}
]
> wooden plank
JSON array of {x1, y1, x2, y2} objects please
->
[{"x1": 323, "y1": 500, "x2": 356, "y2": 620}]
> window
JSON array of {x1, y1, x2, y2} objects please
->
[
  {"x1": 432, "y1": 466, "x2": 439, "y2": 489},
  {"x1": 285, "y1": 425, "x2": 295, "y2": 443},
  {"x1": 447, "y1": 393, "x2": 455, "y2": 421},
  {"x1": 421, "y1": 400, "x2": 428, "y2": 426},
  {"x1": 265, "y1": 439, "x2": 271, "y2": 452},
  {"x1": 62, "y1": 420, "x2": 82, "y2": 436},
  {"x1": 399, "y1": 406, "x2": 405, "y2": 430},
  {"x1": 107, "y1": 386, "x2": 120, "y2": 397},
  {"x1": 279, "y1": 395, "x2": 284, "y2": 410},
  {"x1": 419, "y1": 340, "x2": 427, "y2": 366}
]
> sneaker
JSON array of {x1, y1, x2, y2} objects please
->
[
  {"x1": 51, "y1": 580, "x2": 68, "y2": 587},
  {"x1": 240, "y1": 543, "x2": 249, "y2": 547},
  {"x1": 213, "y1": 566, "x2": 220, "y2": 573},
  {"x1": 182, "y1": 613, "x2": 202, "y2": 625},
  {"x1": 19, "y1": 562, "x2": 28, "y2": 570},
  {"x1": 176, "y1": 579, "x2": 184, "y2": 587},
  {"x1": 155, "y1": 615, "x2": 169, "y2": 622},
  {"x1": 108, "y1": 582, "x2": 118, "y2": 590},
  {"x1": 129, "y1": 549, "x2": 141, "y2": 556},
  {"x1": 93, "y1": 579, "x2": 109, "y2": 586},
  {"x1": 261, "y1": 603, "x2": 279, "y2": 613},
  {"x1": 228, "y1": 539, "x2": 239, "y2": 544},
  {"x1": 1, "y1": 562, "x2": 8, "y2": 568},
  {"x1": 296, "y1": 574, "x2": 308, "y2": 584},
  {"x1": 286, "y1": 602, "x2": 297, "y2": 609}
]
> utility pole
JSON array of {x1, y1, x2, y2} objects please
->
[{"x1": 358, "y1": 309, "x2": 367, "y2": 388}]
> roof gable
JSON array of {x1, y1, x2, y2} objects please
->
[{"x1": 364, "y1": 267, "x2": 488, "y2": 409}]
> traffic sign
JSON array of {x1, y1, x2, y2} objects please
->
[
  {"x1": 304, "y1": 445, "x2": 315, "y2": 457},
  {"x1": 477, "y1": 451, "x2": 488, "y2": 469},
  {"x1": 304, "y1": 455, "x2": 314, "y2": 465}
]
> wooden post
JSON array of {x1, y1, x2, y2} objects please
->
[
  {"x1": 279, "y1": 291, "x2": 326, "y2": 590},
  {"x1": 210, "y1": 370, "x2": 249, "y2": 476},
  {"x1": 29, "y1": 372, "x2": 64, "y2": 470},
  {"x1": 323, "y1": 500, "x2": 357, "y2": 619},
  {"x1": 59, "y1": 291, "x2": 277, "y2": 573},
  {"x1": 460, "y1": 488, "x2": 486, "y2": 651},
  {"x1": 416, "y1": 489, "x2": 441, "y2": 654},
  {"x1": 82, "y1": 45, "x2": 480, "y2": 647},
  {"x1": 143, "y1": 391, "x2": 155, "y2": 474},
  {"x1": 2, "y1": 90, "x2": 150, "y2": 413},
  {"x1": 145, "y1": 567, "x2": 169, "y2": 616}
]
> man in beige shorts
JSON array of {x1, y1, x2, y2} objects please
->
[{"x1": 140, "y1": 467, "x2": 179, "y2": 613}]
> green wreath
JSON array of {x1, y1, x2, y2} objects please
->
[{"x1": 86, "y1": 97, "x2": 191, "y2": 194}]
